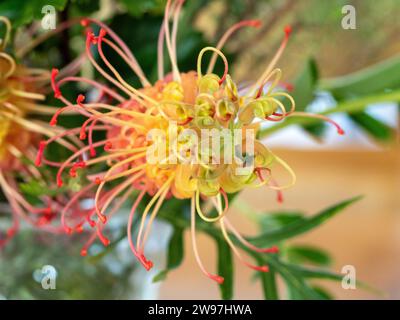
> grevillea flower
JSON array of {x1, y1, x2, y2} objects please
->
[
  {"x1": 0, "y1": 17, "x2": 92, "y2": 247},
  {"x1": 38, "y1": 0, "x2": 344, "y2": 283}
]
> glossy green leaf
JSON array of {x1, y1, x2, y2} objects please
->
[{"x1": 250, "y1": 196, "x2": 362, "y2": 247}]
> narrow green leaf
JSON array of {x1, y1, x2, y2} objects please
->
[
  {"x1": 302, "y1": 122, "x2": 327, "y2": 139},
  {"x1": 153, "y1": 225, "x2": 184, "y2": 283},
  {"x1": 216, "y1": 238, "x2": 234, "y2": 300},
  {"x1": 259, "y1": 211, "x2": 304, "y2": 231},
  {"x1": 291, "y1": 58, "x2": 319, "y2": 111},
  {"x1": 152, "y1": 270, "x2": 168, "y2": 283},
  {"x1": 289, "y1": 58, "x2": 325, "y2": 138},
  {"x1": 286, "y1": 245, "x2": 332, "y2": 267},
  {"x1": 349, "y1": 112, "x2": 395, "y2": 141},
  {"x1": 311, "y1": 285, "x2": 333, "y2": 300},
  {"x1": 287, "y1": 264, "x2": 342, "y2": 280},
  {"x1": 320, "y1": 55, "x2": 400, "y2": 99},
  {"x1": 166, "y1": 226, "x2": 185, "y2": 269},
  {"x1": 19, "y1": 179, "x2": 65, "y2": 197},
  {"x1": 250, "y1": 196, "x2": 362, "y2": 247},
  {"x1": 258, "y1": 258, "x2": 279, "y2": 300},
  {"x1": 265, "y1": 256, "x2": 322, "y2": 299},
  {"x1": 286, "y1": 283, "x2": 303, "y2": 300},
  {"x1": 284, "y1": 263, "x2": 384, "y2": 296},
  {"x1": 259, "y1": 90, "x2": 400, "y2": 137}
]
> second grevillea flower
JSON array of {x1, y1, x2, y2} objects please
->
[
  {"x1": 38, "y1": 0, "x2": 344, "y2": 283},
  {"x1": 0, "y1": 16, "x2": 94, "y2": 247}
]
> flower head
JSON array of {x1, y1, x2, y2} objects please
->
[{"x1": 40, "y1": 0, "x2": 344, "y2": 283}]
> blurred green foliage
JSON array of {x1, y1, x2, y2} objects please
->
[{"x1": 0, "y1": 231, "x2": 137, "y2": 299}]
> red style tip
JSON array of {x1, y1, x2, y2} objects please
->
[
  {"x1": 219, "y1": 74, "x2": 227, "y2": 85},
  {"x1": 80, "y1": 248, "x2": 88, "y2": 256},
  {"x1": 284, "y1": 25, "x2": 292, "y2": 38},
  {"x1": 69, "y1": 161, "x2": 86, "y2": 178},
  {"x1": 80, "y1": 18, "x2": 89, "y2": 27},
  {"x1": 51, "y1": 68, "x2": 61, "y2": 98},
  {"x1": 77, "y1": 94, "x2": 85, "y2": 105},
  {"x1": 57, "y1": 177, "x2": 63, "y2": 188},
  {"x1": 64, "y1": 227, "x2": 73, "y2": 235},
  {"x1": 338, "y1": 128, "x2": 345, "y2": 135},
  {"x1": 104, "y1": 141, "x2": 113, "y2": 151},
  {"x1": 253, "y1": 265, "x2": 269, "y2": 272},
  {"x1": 7, "y1": 228, "x2": 16, "y2": 237},
  {"x1": 95, "y1": 177, "x2": 102, "y2": 185},
  {"x1": 138, "y1": 254, "x2": 154, "y2": 271},
  {"x1": 76, "y1": 161, "x2": 87, "y2": 168},
  {"x1": 212, "y1": 275, "x2": 225, "y2": 284},
  {"x1": 277, "y1": 190, "x2": 284, "y2": 204},
  {"x1": 178, "y1": 117, "x2": 193, "y2": 126},
  {"x1": 284, "y1": 83, "x2": 294, "y2": 92},
  {"x1": 69, "y1": 169, "x2": 77, "y2": 178},
  {"x1": 51, "y1": 68, "x2": 59, "y2": 77},
  {"x1": 249, "y1": 19, "x2": 262, "y2": 28},
  {"x1": 269, "y1": 246, "x2": 279, "y2": 253},
  {"x1": 87, "y1": 31, "x2": 97, "y2": 45},
  {"x1": 144, "y1": 260, "x2": 154, "y2": 271},
  {"x1": 101, "y1": 236, "x2": 110, "y2": 246},
  {"x1": 99, "y1": 214, "x2": 107, "y2": 224},
  {"x1": 99, "y1": 28, "x2": 107, "y2": 38},
  {"x1": 35, "y1": 141, "x2": 47, "y2": 166}
]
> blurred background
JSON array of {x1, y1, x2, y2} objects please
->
[{"x1": 0, "y1": 0, "x2": 399, "y2": 299}]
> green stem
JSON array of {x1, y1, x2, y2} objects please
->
[{"x1": 258, "y1": 90, "x2": 400, "y2": 138}]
